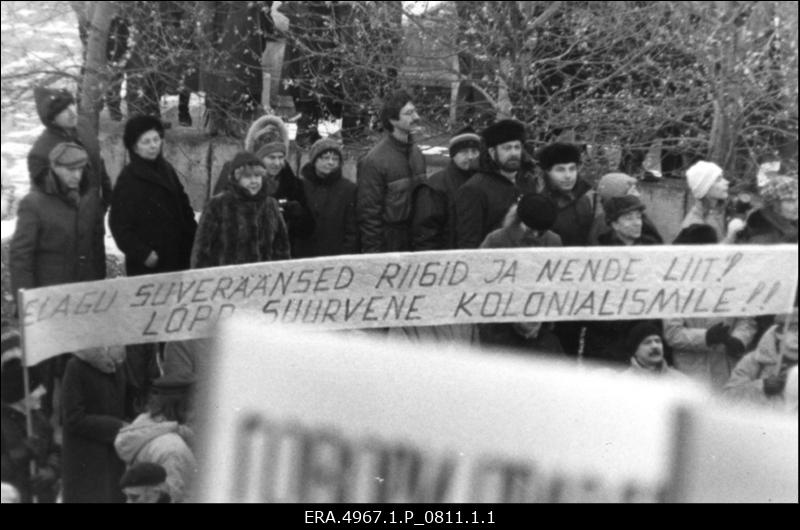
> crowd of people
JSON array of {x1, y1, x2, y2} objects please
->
[{"x1": 1, "y1": 86, "x2": 797, "y2": 503}]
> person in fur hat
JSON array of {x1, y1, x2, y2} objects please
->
[
  {"x1": 110, "y1": 115, "x2": 197, "y2": 277},
  {"x1": 412, "y1": 126, "x2": 480, "y2": 250},
  {"x1": 357, "y1": 90, "x2": 426, "y2": 253},
  {"x1": 191, "y1": 152, "x2": 290, "y2": 268},
  {"x1": 293, "y1": 136, "x2": 358, "y2": 258},
  {"x1": 212, "y1": 114, "x2": 315, "y2": 252},
  {"x1": 532, "y1": 142, "x2": 599, "y2": 247},
  {"x1": 27, "y1": 86, "x2": 112, "y2": 207},
  {"x1": 454, "y1": 119, "x2": 538, "y2": 248}
]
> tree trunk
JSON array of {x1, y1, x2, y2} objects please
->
[{"x1": 78, "y1": 1, "x2": 118, "y2": 140}]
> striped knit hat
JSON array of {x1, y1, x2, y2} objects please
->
[{"x1": 449, "y1": 126, "x2": 481, "y2": 157}]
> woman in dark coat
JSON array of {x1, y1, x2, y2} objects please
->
[
  {"x1": 294, "y1": 137, "x2": 359, "y2": 258},
  {"x1": 109, "y1": 116, "x2": 196, "y2": 412},
  {"x1": 109, "y1": 115, "x2": 197, "y2": 277},
  {"x1": 61, "y1": 346, "x2": 130, "y2": 503}
]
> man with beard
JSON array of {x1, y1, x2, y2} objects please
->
[
  {"x1": 357, "y1": 90, "x2": 426, "y2": 253},
  {"x1": 454, "y1": 119, "x2": 537, "y2": 249},
  {"x1": 411, "y1": 126, "x2": 481, "y2": 250}
]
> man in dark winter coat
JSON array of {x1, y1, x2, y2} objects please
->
[
  {"x1": 11, "y1": 142, "x2": 106, "y2": 293},
  {"x1": 192, "y1": 152, "x2": 290, "y2": 267},
  {"x1": 61, "y1": 346, "x2": 130, "y2": 503},
  {"x1": 11, "y1": 142, "x2": 107, "y2": 420},
  {"x1": 28, "y1": 86, "x2": 112, "y2": 207},
  {"x1": 110, "y1": 115, "x2": 198, "y2": 277},
  {"x1": 454, "y1": 119, "x2": 538, "y2": 249},
  {"x1": 357, "y1": 90, "x2": 426, "y2": 253},
  {"x1": 294, "y1": 137, "x2": 359, "y2": 258},
  {"x1": 533, "y1": 142, "x2": 599, "y2": 247},
  {"x1": 411, "y1": 127, "x2": 480, "y2": 250}
]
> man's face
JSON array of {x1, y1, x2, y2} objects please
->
[
  {"x1": 53, "y1": 165, "x2": 84, "y2": 190},
  {"x1": 490, "y1": 141, "x2": 522, "y2": 173},
  {"x1": 452, "y1": 147, "x2": 480, "y2": 172},
  {"x1": 547, "y1": 162, "x2": 578, "y2": 192},
  {"x1": 53, "y1": 104, "x2": 78, "y2": 129},
  {"x1": 124, "y1": 485, "x2": 163, "y2": 503},
  {"x1": 611, "y1": 210, "x2": 643, "y2": 243},
  {"x1": 634, "y1": 335, "x2": 664, "y2": 368},
  {"x1": 390, "y1": 102, "x2": 421, "y2": 135},
  {"x1": 262, "y1": 152, "x2": 285, "y2": 178}
]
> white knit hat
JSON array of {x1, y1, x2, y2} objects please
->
[{"x1": 686, "y1": 161, "x2": 723, "y2": 199}]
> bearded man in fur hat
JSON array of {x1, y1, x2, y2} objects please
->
[{"x1": 454, "y1": 119, "x2": 538, "y2": 249}]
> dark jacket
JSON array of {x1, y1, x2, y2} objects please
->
[
  {"x1": 357, "y1": 134, "x2": 426, "y2": 253},
  {"x1": 191, "y1": 182, "x2": 290, "y2": 268},
  {"x1": 411, "y1": 161, "x2": 473, "y2": 251},
  {"x1": 476, "y1": 215, "x2": 564, "y2": 355},
  {"x1": 28, "y1": 91, "x2": 111, "y2": 207},
  {"x1": 535, "y1": 177, "x2": 598, "y2": 247},
  {"x1": 737, "y1": 207, "x2": 798, "y2": 244},
  {"x1": 454, "y1": 156, "x2": 538, "y2": 249},
  {"x1": 583, "y1": 229, "x2": 663, "y2": 365},
  {"x1": 10, "y1": 168, "x2": 106, "y2": 294},
  {"x1": 61, "y1": 357, "x2": 128, "y2": 503},
  {"x1": 213, "y1": 161, "x2": 315, "y2": 250},
  {"x1": 293, "y1": 164, "x2": 358, "y2": 258},
  {"x1": 1, "y1": 404, "x2": 60, "y2": 503},
  {"x1": 109, "y1": 153, "x2": 197, "y2": 276}
]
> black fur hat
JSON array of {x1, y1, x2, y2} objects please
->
[
  {"x1": 537, "y1": 143, "x2": 581, "y2": 170},
  {"x1": 481, "y1": 119, "x2": 525, "y2": 148},
  {"x1": 123, "y1": 115, "x2": 164, "y2": 152}
]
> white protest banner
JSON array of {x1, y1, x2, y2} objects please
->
[
  {"x1": 667, "y1": 404, "x2": 798, "y2": 503},
  {"x1": 18, "y1": 245, "x2": 798, "y2": 365},
  {"x1": 195, "y1": 318, "x2": 709, "y2": 503}
]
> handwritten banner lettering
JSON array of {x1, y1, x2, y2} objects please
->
[{"x1": 19, "y1": 245, "x2": 798, "y2": 365}]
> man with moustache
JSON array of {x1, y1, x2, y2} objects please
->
[
  {"x1": 411, "y1": 126, "x2": 481, "y2": 250},
  {"x1": 357, "y1": 90, "x2": 426, "y2": 253},
  {"x1": 625, "y1": 323, "x2": 686, "y2": 379},
  {"x1": 454, "y1": 119, "x2": 537, "y2": 249}
]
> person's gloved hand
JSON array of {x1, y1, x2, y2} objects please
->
[
  {"x1": 725, "y1": 337, "x2": 746, "y2": 358},
  {"x1": 763, "y1": 373, "x2": 787, "y2": 396},
  {"x1": 282, "y1": 200, "x2": 304, "y2": 219},
  {"x1": 705, "y1": 322, "x2": 730, "y2": 346}
]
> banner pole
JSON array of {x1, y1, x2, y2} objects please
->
[{"x1": 18, "y1": 288, "x2": 39, "y2": 502}]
